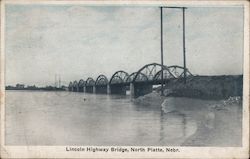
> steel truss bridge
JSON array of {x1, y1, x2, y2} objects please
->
[{"x1": 68, "y1": 63, "x2": 192, "y2": 98}]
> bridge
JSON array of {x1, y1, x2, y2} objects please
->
[{"x1": 68, "y1": 63, "x2": 192, "y2": 98}]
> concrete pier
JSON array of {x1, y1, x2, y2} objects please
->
[
  {"x1": 130, "y1": 83, "x2": 135, "y2": 98},
  {"x1": 107, "y1": 84, "x2": 111, "y2": 94},
  {"x1": 71, "y1": 82, "x2": 154, "y2": 98}
]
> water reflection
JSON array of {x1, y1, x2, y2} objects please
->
[
  {"x1": 158, "y1": 110, "x2": 197, "y2": 145},
  {"x1": 6, "y1": 91, "x2": 240, "y2": 146},
  {"x1": 130, "y1": 99, "x2": 198, "y2": 146}
]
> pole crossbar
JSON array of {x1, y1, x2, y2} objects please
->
[{"x1": 160, "y1": 6, "x2": 187, "y2": 9}]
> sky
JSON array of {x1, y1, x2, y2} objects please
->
[{"x1": 5, "y1": 4, "x2": 244, "y2": 86}]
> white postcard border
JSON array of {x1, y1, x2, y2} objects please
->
[{"x1": 0, "y1": 0, "x2": 249, "y2": 158}]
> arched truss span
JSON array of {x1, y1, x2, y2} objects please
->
[
  {"x1": 132, "y1": 63, "x2": 175, "y2": 83},
  {"x1": 153, "y1": 68, "x2": 177, "y2": 81},
  {"x1": 85, "y1": 77, "x2": 95, "y2": 86},
  {"x1": 167, "y1": 65, "x2": 193, "y2": 78},
  {"x1": 126, "y1": 72, "x2": 148, "y2": 83},
  {"x1": 78, "y1": 79, "x2": 85, "y2": 87},
  {"x1": 95, "y1": 75, "x2": 109, "y2": 86},
  {"x1": 73, "y1": 80, "x2": 78, "y2": 87},
  {"x1": 68, "y1": 81, "x2": 73, "y2": 88},
  {"x1": 109, "y1": 70, "x2": 129, "y2": 84}
]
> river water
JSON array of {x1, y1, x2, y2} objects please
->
[{"x1": 5, "y1": 90, "x2": 242, "y2": 146}]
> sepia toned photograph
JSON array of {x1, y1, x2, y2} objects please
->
[{"x1": 0, "y1": 0, "x2": 249, "y2": 158}]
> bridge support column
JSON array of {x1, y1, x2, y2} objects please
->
[
  {"x1": 93, "y1": 86, "x2": 96, "y2": 94},
  {"x1": 83, "y1": 86, "x2": 86, "y2": 93},
  {"x1": 130, "y1": 83, "x2": 135, "y2": 98},
  {"x1": 107, "y1": 84, "x2": 111, "y2": 94}
]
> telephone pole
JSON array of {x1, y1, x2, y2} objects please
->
[
  {"x1": 182, "y1": 7, "x2": 187, "y2": 84},
  {"x1": 160, "y1": 7, "x2": 164, "y2": 96},
  {"x1": 160, "y1": 6, "x2": 187, "y2": 91}
]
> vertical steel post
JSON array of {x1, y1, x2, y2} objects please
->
[
  {"x1": 182, "y1": 8, "x2": 187, "y2": 84},
  {"x1": 160, "y1": 7, "x2": 164, "y2": 96}
]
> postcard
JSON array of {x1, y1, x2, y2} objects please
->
[{"x1": 0, "y1": 0, "x2": 249, "y2": 158}]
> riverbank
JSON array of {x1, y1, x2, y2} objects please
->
[
  {"x1": 160, "y1": 75, "x2": 243, "y2": 100},
  {"x1": 181, "y1": 96, "x2": 242, "y2": 146},
  {"x1": 5, "y1": 87, "x2": 66, "y2": 91},
  {"x1": 133, "y1": 92, "x2": 242, "y2": 146},
  {"x1": 133, "y1": 92, "x2": 165, "y2": 107}
]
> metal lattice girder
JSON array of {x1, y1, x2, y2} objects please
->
[
  {"x1": 127, "y1": 72, "x2": 148, "y2": 83},
  {"x1": 153, "y1": 69, "x2": 176, "y2": 81},
  {"x1": 72, "y1": 80, "x2": 79, "y2": 91},
  {"x1": 167, "y1": 65, "x2": 193, "y2": 78},
  {"x1": 85, "y1": 77, "x2": 95, "y2": 86},
  {"x1": 95, "y1": 75, "x2": 109, "y2": 86},
  {"x1": 68, "y1": 81, "x2": 73, "y2": 88},
  {"x1": 73, "y1": 80, "x2": 78, "y2": 87},
  {"x1": 126, "y1": 72, "x2": 137, "y2": 83},
  {"x1": 132, "y1": 63, "x2": 176, "y2": 83},
  {"x1": 69, "y1": 63, "x2": 193, "y2": 86},
  {"x1": 109, "y1": 70, "x2": 129, "y2": 84},
  {"x1": 78, "y1": 79, "x2": 85, "y2": 87}
]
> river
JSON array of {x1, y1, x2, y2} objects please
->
[{"x1": 5, "y1": 90, "x2": 242, "y2": 146}]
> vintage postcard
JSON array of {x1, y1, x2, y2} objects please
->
[{"x1": 0, "y1": 0, "x2": 249, "y2": 158}]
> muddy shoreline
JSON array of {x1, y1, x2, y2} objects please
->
[{"x1": 134, "y1": 92, "x2": 242, "y2": 146}]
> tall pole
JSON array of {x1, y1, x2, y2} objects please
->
[
  {"x1": 160, "y1": 6, "x2": 187, "y2": 92},
  {"x1": 160, "y1": 7, "x2": 164, "y2": 96},
  {"x1": 182, "y1": 8, "x2": 187, "y2": 84}
]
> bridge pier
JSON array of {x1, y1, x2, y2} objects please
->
[
  {"x1": 107, "y1": 84, "x2": 111, "y2": 94},
  {"x1": 93, "y1": 86, "x2": 96, "y2": 94},
  {"x1": 130, "y1": 83, "x2": 135, "y2": 98},
  {"x1": 83, "y1": 86, "x2": 86, "y2": 93}
]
